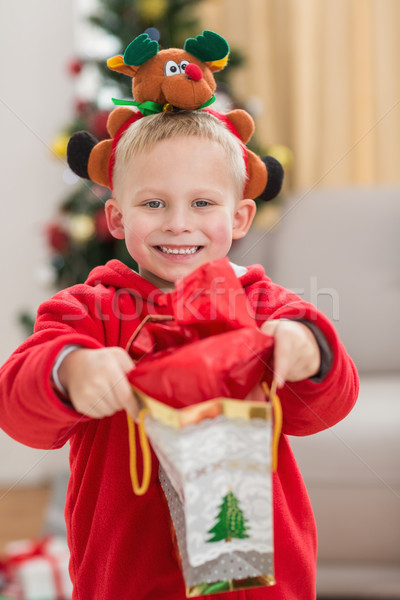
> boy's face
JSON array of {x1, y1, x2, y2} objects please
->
[{"x1": 106, "y1": 135, "x2": 256, "y2": 290}]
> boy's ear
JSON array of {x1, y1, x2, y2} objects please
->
[
  {"x1": 232, "y1": 198, "x2": 257, "y2": 240},
  {"x1": 105, "y1": 199, "x2": 125, "y2": 240}
]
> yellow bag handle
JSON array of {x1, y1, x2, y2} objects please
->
[
  {"x1": 125, "y1": 315, "x2": 173, "y2": 496},
  {"x1": 126, "y1": 408, "x2": 151, "y2": 495},
  {"x1": 262, "y1": 380, "x2": 282, "y2": 472}
]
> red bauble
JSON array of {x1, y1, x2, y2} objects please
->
[
  {"x1": 75, "y1": 99, "x2": 91, "y2": 115},
  {"x1": 89, "y1": 110, "x2": 110, "y2": 140},
  {"x1": 94, "y1": 209, "x2": 114, "y2": 241},
  {"x1": 68, "y1": 58, "x2": 84, "y2": 76},
  {"x1": 45, "y1": 224, "x2": 70, "y2": 253}
]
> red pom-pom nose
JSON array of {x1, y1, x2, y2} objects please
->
[{"x1": 185, "y1": 63, "x2": 203, "y2": 81}]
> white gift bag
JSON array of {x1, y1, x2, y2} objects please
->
[{"x1": 127, "y1": 384, "x2": 282, "y2": 597}]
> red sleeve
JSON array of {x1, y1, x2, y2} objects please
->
[
  {"x1": 0, "y1": 286, "x2": 107, "y2": 449},
  {"x1": 246, "y1": 276, "x2": 359, "y2": 436}
]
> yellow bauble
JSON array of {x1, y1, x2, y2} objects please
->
[
  {"x1": 69, "y1": 214, "x2": 95, "y2": 243},
  {"x1": 51, "y1": 133, "x2": 70, "y2": 158},
  {"x1": 136, "y1": 0, "x2": 168, "y2": 20},
  {"x1": 267, "y1": 144, "x2": 294, "y2": 172}
]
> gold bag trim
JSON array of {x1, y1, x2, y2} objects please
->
[
  {"x1": 133, "y1": 388, "x2": 273, "y2": 429},
  {"x1": 186, "y1": 574, "x2": 276, "y2": 597}
]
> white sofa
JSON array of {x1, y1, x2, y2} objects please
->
[{"x1": 230, "y1": 186, "x2": 400, "y2": 597}]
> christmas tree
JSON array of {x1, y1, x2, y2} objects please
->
[{"x1": 207, "y1": 489, "x2": 250, "y2": 543}]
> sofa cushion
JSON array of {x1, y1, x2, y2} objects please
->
[{"x1": 290, "y1": 374, "x2": 400, "y2": 565}]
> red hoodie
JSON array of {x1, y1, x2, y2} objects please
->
[{"x1": 0, "y1": 259, "x2": 358, "y2": 600}]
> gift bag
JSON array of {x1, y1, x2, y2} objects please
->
[
  {"x1": 125, "y1": 259, "x2": 281, "y2": 596},
  {"x1": 128, "y1": 387, "x2": 281, "y2": 596}
]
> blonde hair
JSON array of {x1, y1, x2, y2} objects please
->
[{"x1": 113, "y1": 110, "x2": 247, "y2": 198}]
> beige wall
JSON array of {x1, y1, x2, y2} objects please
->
[{"x1": 0, "y1": 1, "x2": 74, "y2": 482}]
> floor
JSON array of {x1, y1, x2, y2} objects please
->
[{"x1": 0, "y1": 484, "x2": 50, "y2": 554}]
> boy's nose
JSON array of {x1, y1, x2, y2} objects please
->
[{"x1": 161, "y1": 207, "x2": 193, "y2": 234}]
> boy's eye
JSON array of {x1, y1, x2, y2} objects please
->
[
  {"x1": 145, "y1": 200, "x2": 163, "y2": 208},
  {"x1": 193, "y1": 200, "x2": 211, "y2": 207},
  {"x1": 164, "y1": 60, "x2": 180, "y2": 76}
]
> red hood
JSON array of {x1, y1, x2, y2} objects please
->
[{"x1": 84, "y1": 258, "x2": 269, "y2": 307}]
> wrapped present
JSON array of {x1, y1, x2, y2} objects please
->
[
  {"x1": 0, "y1": 558, "x2": 19, "y2": 600},
  {"x1": 4, "y1": 536, "x2": 72, "y2": 600},
  {"x1": 0, "y1": 560, "x2": 8, "y2": 591},
  {"x1": 0, "y1": 582, "x2": 20, "y2": 600},
  {"x1": 126, "y1": 259, "x2": 282, "y2": 595}
]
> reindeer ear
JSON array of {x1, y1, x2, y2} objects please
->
[
  {"x1": 184, "y1": 30, "x2": 229, "y2": 67},
  {"x1": 107, "y1": 55, "x2": 139, "y2": 77},
  {"x1": 205, "y1": 56, "x2": 229, "y2": 73}
]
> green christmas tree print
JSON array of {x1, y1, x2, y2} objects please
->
[{"x1": 207, "y1": 490, "x2": 250, "y2": 543}]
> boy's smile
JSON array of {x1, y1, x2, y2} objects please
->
[
  {"x1": 105, "y1": 135, "x2": 255, "y2": 290},
  {"x1": 156, "y1": 245, "x2": 200, "y2": 255}
]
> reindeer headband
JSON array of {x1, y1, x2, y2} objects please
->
[{"x1": 67, "y1": 30, "x2": 283, "y2": 201}]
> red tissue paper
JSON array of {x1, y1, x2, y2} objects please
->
[{"x1": 127, "y1": 258, "x2": 274, "y2": 407}]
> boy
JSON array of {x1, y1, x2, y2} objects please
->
[{"x1": 0, "y1": 110, "x2": 358, "y2": 599}]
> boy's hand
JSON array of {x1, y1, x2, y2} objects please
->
[
  {"x1": 58, "y1": 347, "x2": 138, "y2": 419},
  {"x1": 261, "y1": 319, "x2": 321, "y2": 389}
]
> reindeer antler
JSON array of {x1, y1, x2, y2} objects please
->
[
  {"x1": 124, "y1": 33, "x2": 159, "y2": 66},
  {"x1": 184, "y1": 30, "x2": 229, "y2": 65}
]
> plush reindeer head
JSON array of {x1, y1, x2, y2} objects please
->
[
  {"x1": 67, "y1": 30, "x2": 284, "y2": 201},
  {"x1": 107, "y1": 30, "x2": 229, "y2": 112}
]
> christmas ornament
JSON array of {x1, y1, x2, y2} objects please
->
[
  {"x1": 67, "y1": 57, "x2": 84, "y2": 76},
  {"x1": 74, "y1": 99, "x2": 91, "y2": 115},
  {"x1": 34, "y1": 265, "x2": 57, "y2": 287},
  {"x1": 136, "y1": 0, "x2": 168, "y2": 21},
  {"x1": 45, "y1": 224, "x2": 70, "y2": 253},
  {"x1": 267, "y1": 144, "x2": 294, "y2": 172},
  {"x1": 94, "y1": 209, "x2": 114, "y2": 241},
  {"x1": 51, "y1": 133, "x2": 70, "y2": 158},
  {"x1": 68, "y1": 214, "x2": 95, "y2": 243},
  {"x1": 89, "y1": 110, "x2": 110, "y2": 140}
]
